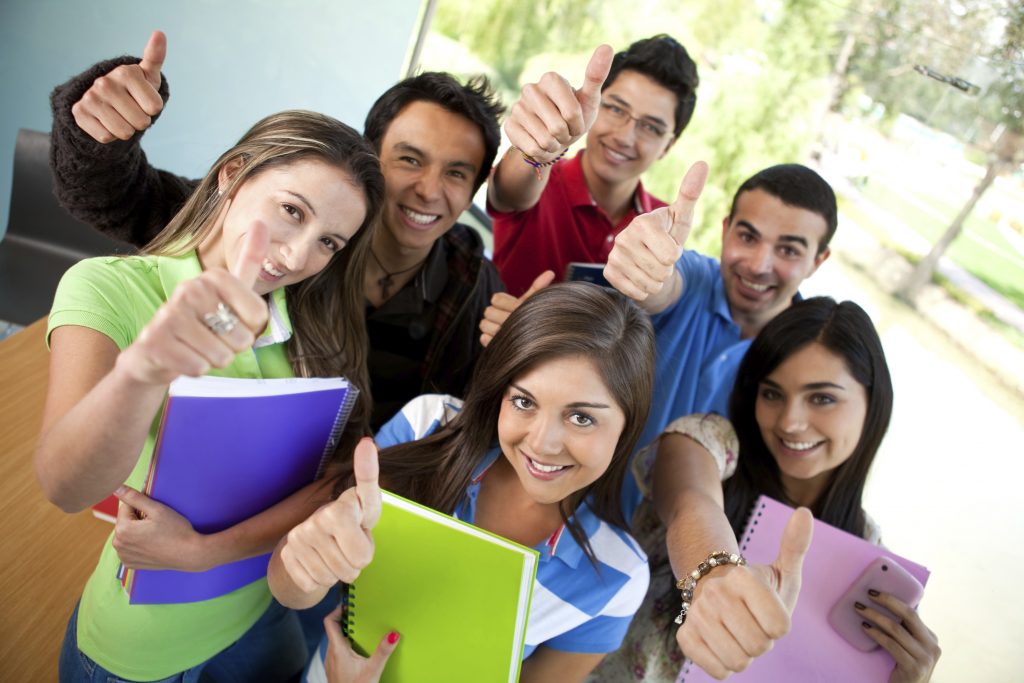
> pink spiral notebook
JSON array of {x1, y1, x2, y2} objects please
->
[{"x1": 677, "y1": 496, "x2": 930, "y2": 682}]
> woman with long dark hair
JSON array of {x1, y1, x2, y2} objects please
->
[
  {"x1": 591, "y1": 297, "x2": 940, "y2": 682},
  {"x1": 36, "y1": 110, "x2": 383, "y2": 683},
  {"x1": 270, "y1": 282, "x2": 657, "y2": 682}
]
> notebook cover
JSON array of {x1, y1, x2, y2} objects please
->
[
  {"x1": 345, "y1": 491, "x2": 539, "y2": 683},
  {"x1": 124, "y1": 377, "x2": 354, "y2": 604},
  {"x1": 677, "y1": 495, "x2": 930, "y2": 683}
]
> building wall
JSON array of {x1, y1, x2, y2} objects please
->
[{"x1": 0, "y1": 0, "x2": 423, "y2": 236}]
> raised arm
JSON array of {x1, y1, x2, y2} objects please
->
[
  {"x1": 488, "y1": 45, "x2": 612, "y2": 213},
  {"x1": 34, "y1": 219, "x2": 269, "y2": 511},
  {"x1": 49, "y1": 30, "x2": 197, "y2": 246},
  {"x1": 654, "y1": 425, "x2": 813, "y2": 679},
  {"x1": 268, "y1": 438, "x2": 382, "y2": 609},
  {"x1": 604, "y1": 161, "x2": 707, "y2": 314}
]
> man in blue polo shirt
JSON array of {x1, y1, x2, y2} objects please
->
[
  {"x1": 599, "y1": 161, "x2": 836, "y2": 681},
  {"x1": 604, "y1": 162, "x2": 837, "y2": 448},
  {"x1": 477, "y1": 162, "x2": 837, "y2": 678}
]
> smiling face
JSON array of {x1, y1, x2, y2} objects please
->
[
  {"x1": 496, "y1": 354, "x2": 627, "y2": 507},
  {"x1": 582, "y1": 70, "x2": 677, "y2": 191},
  {"x1": 376, "y1": 100, "x2": 486, "y2": 255},
  {"x1": 755, "y1": 342, "x2": 869, "y2": 506},
  {"x1": 720, "y1": 188, "x2": 830, "y2": 336},
  {"x1": 199, "y1": 158, "x2": 367, "y2": 296}
]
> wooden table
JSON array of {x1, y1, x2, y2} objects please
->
[{"x1": 0, "y1": 320, "x2": 111, "y2": 680}]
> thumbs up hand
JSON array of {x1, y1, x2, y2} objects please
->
[
  {"x1": 72, "y1": 30, "x2": 167, "y2": 143},
  {"x1": 604, "y1": 161, "x2": 708, "y2": 312},
  {"x1": 677, "y1": 508, "x2": 813, "y2": 679},
  {"x1": 478, "y1": 270, "x2": 555, "y2": 347},
  {"x1": 116, "y1": 213, "x2": 270, "y2": 387},
  {"x1": 748, "y1": 506, "x2": 813, "y2": 613},
  {"x1": 504, "y1": 44, "x2": 613, "y2": 162},
  {"x1": 278, "y1": 439, "x2": 383, "y2": 598}
]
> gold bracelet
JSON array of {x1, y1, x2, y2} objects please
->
[{"x1": 674, "y1": 550, "x2": 747, "y2": 625}]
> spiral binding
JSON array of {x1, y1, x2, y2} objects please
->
[
  {"x1": 739, "y1": 500, "x2": 766, "y2": 554},
  {"x1": 315, "y1": 382, "x2": 360, "y2": 480},
  {"x1": 342, "y1": 584, "x2": 357, "y2": 638}
]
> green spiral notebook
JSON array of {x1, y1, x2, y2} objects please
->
[{"x1": 343, "y1": 491, "x2": 539, "y2": 682}]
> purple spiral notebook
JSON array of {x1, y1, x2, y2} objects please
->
[
  {"x1": 120, "y1": 375, "x2": 357, "y2": 604},
  {"x1": 677, "y1": 495, "x2": 930, "y2": 683}
]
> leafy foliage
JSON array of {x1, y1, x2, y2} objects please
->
[{"x1": 425, "y1": 0, "x2": 1020, "y2": 253}]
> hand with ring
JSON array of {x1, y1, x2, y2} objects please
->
[
  {"x1": 116, "y1": 213, "x2": 271, "y2": 386},
  {"x1": 203, "y1": 302, "x2": 240, "y2": 335}
]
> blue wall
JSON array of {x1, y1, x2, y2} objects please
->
[{"x1": 0, "y1": 0, "x2": 422, "y2": 236}]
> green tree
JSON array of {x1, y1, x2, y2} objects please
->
[
  {"x1": 646, "y1": 0, "x2": 844, "y2": 253},
  {"x1": 896, "y1": 2, "x2": 1024, "y2": 302},
  {"x1": 423, "y1": 0, "x2": 855, "y2": 253},
  {"x1": 838, "y1": 0, "x2": 996, "y2": 135},
  {"x1": 432, "y1": 0, "x2": 605, "y2": 93}
]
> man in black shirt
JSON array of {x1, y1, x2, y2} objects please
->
[{"x1": 51, "y1": 31, "x2": 505, "y2": 428}]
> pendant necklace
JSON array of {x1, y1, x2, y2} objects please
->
[{"x1": 369, "y1": 247, "x2": 428, "y2": 300}]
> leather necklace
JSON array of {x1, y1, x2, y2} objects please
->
[{"x1": 369, "y1": 247, "x2": 428, "y2": 299}]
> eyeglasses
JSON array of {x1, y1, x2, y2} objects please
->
[{"x1": 598, "y1": 102, "x2": 670, "y2": 141}]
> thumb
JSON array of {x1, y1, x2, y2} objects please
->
[
  {"x1": 114, "y1": 485, "x2": 161, "y2": 518},
  {"x1": 139, "y1": 30, "x2": 166, "y2": 88},
  {"x1": 367, "y1": 630, "x2": 401, "y2": 677},
  {"x1": 322, "y1": 606, "x2": 353, "y2": 657},
  {"x1": 354, "y1": 437, "x2": 382, "y2": 530},
  {"x1": 771, "y1": 507, "x2": 813, "y2": 609},
  {"x1": 576, "y1": 44, "x2": 613, "y2": 122},
  {"x1": 230, "y1": 220, "x2": 269, "y2": 291},
  {"x1": 521, "y1": 270, "x2": 555, "y2": 300},
  {"x1": 667, "y1": 160, "x2": 709, "y2": 245}
]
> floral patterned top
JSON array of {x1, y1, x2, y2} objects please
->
[{"x1": 586, "y1": 414, "x2": 879, "y2": 682}]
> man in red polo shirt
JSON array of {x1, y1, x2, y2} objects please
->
[{"x1": 487, "y1": 35, "x2": 699, "y2": 296}]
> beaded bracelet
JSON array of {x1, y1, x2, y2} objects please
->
[
  {"x1": 674, "y1": 550, "x2": 747, "y2": 625},
  {"x1": 512, "y1": 146, "x2": 568, "y2": 179}
]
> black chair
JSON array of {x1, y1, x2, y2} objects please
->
[{"x1": 1, "y1": 129, "x2": 133, "y2": 325}]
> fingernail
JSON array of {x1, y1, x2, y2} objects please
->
[
  {"x1": 854, "y1": 601, "x2": 866, "y2": 610},
  {"x1": 862, "y1": 621, "x2": 872, "y2": 629},
  {"x1": 387, "y1": 631, "x2": 400, "y2": 645},
  {"x1": 115, "y1": 485, "x2": 127, "y2": 497},
  {"x1": 867, "y1": 589, "x2": 880, "y2": 597}
]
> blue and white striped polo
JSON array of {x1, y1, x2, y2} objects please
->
[{"x1": 303, "y1": 394, "x2": 649, "y2": 682}]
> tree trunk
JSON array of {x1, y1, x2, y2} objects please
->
[
  {"x1": 813, "y1": 4, "x2": 865, "y2": 152},
  {"x1": 896, "y1": 159, "x2": 999, "y2": 302},
  {"x1": 826, "y1": 28, "x2": 858, "y2": 114}
]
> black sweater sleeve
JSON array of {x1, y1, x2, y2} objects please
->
[{"x1": 49, "y1": 56, "x2": 199, "y2": 247}]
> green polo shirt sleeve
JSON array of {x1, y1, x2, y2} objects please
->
[
  {"x1": 45, "y1": 252, "x2": 296, "y2": 680},
  {"x1": 48, "y1": 256, "x2": 166, "y2": 349}
]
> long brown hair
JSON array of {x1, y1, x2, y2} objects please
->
[
  {"x1": 336, "y1": 282, "x2": 655, "y2": 564},
  {"x1": 142, "y1": 110, "x2": 384, "y2": 438}
]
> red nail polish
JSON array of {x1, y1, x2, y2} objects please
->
[
  {"x1": 867, "y1": 589, "x2": 880, "y2": 597},
  {"x1": 854, "y1": 601, "x2": 865, "y2": 610},
  {"x1": 387, "y1": 631, "x2": 400, "y2": 644},
  {"x1": 862, "y1": 621, "x2": 871, "y2": 629}
]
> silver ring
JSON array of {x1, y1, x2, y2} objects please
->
[{"x1": 202, "y1": 302, "x2": 239, "y2": 335}]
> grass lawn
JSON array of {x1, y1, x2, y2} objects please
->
[
  {"x1": 859, "y1": 182, "x2": 1024, "y2": 310},
  {"x1": 838, "y1": 195, "x2": 1024, "y2": 351}
]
